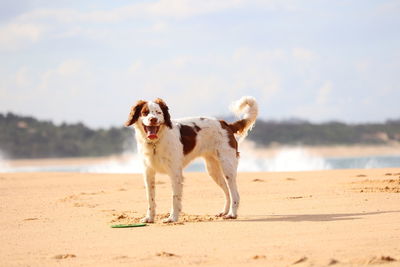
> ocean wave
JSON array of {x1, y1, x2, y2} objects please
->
[
  {"x1": 82, "y1": 154, "x2": 144, "y2": 173},
  {"x1": 239, "y1": 147, "x2": 330, "y2": 172},
  {"x1": 2, "y1": 148, "x2": 399, "y2": 173},
  {"x1": 0, "y1": 152, "x2": 10, "y2": 172},
  {"x1": 84, "y1": 148, "x2": 331, "y2": 173}
]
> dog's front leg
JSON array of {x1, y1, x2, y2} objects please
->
[
  {"x1": 141, "y1": 168, "x2": 156, "y2": 223},
  {"x1": 164, "y1": 171, "x2": 184, "y2": 223}
]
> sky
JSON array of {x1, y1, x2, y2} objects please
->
[{"x1": 0, "y1": 0, "x2": 399, "y2": 128}]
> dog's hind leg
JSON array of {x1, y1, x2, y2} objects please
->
[
  {"x1": 218, "y1": 152, "x2": 240, "y2": 219},
  {"x1": 141, "y1": 168, "x2": 156, "y2": 223},
  {"x1": 164, "y1": 170, "x2": 184, "y2": 223},
  {"x1": 204, "y1": 155, "x2": 230, "y2": 216}
]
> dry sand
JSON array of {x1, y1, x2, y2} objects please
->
[{"x1": 1, "y1": 169, "x2": 400, "y2": 266}]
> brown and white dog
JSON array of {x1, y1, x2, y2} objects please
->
[{"x1": 125, "y1": 96, "x2": 258, "y2": 223}]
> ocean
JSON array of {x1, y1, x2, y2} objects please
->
[{"x1": 1, "y1": 148, "x2": 399, "y2": 173}]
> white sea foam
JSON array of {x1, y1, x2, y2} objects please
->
[
  {"x1": 3, "y1": 146, "x2": 397, "y2": 173},
  {"x1": 0, "y1": 151, "x2": 10, "y2": 172},
  {"x1": 239, "y1": 147, "x2": 331, "y2": 172},
  {"x1": 84, "y1": 147, "x2": 331, "y2": 173},
  {"x1": 83, "y1": 153, "x2": 143, "y2": 174},
  {"x1": 266, "y1": 148, "x2": 330, "y2": 171}
]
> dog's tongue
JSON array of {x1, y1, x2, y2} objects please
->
[{"x1": 146, "y1": 126, "x2": 158, "y2": 140}]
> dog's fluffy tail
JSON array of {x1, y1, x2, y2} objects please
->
[{"x1": 229, "y1": 96, "x2": 258, "y2": 143}]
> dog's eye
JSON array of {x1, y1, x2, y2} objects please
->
[
  {"x1": 142, "y1": 111, "x2": 149, "y2": 116},
  {"x1": 157, "y1": 111, "x2": 162, "y2": 115}
]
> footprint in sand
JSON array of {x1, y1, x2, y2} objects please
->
[
  {"x1": 288, "y1": 195, "x2": 312, "y2": 200},
  {"x1": 59, "y1": 194, "x2": 81, "y2": 202},
  {"x1": 113, "y1": 255, "x2": 129, "y2": 260},
  {"x1": 292, "y1": 256, "x2": 307, "y2": 264},
  {"x1": 356, "y1": 174, "x2": 367, "y2": 177},
  {"x1": 109, "y1": 211, "x2": 139, "y2": 224},
  {"x1": 23, "y1": 217, "x2": 39, "y2": 221},
  {"x1": 73, "y1": 202, "x2": 98, "y2": 208},
  {"x1": 252, "y1": 255, "x2": 266, "y2": 260},
  {"x1": 328, "y1": 258, "x2": 339, "y2": 265},
  {"x1": 367, "y1": 255, "x2": 396, "y2": 264},
  {"x1": 53, "y1": 254, "x2": 76, "y2": 260},
  {"x1": 79, "y1": 191, "x2": 106, "y2": 196},
  {"x1": 60, "y1": 191, "x2": 106, "y2": 202},
  {"x1": 156, "y1": 251, "x2": 179, "y2": 257}
]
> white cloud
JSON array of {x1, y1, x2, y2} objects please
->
[
  {"x1": 40, "y1": 59, "x2": 86, "y2": 88},
  {"x1": 292, "y1": 81, "x2": 336, "y2": 121},
  {"x1": 14, "y1": 0, "x2": 295, "y2": 24},
  {"x1": 37, "y1": 59, "x2": 91, "y2": 103},
  {"x1": 0, "y1": 0, "x2": 299, "y2": 50},
  {"x1": 15, "y1": 66, "x2": 32, "y2": 88},
  {"x1": 2, "y1": 1, "x2": 398, "y2": 126},
  {"x1": 148, "y1": 21, "x2": 169, "y2": 33},
  {"x1": 377, "y1": 1, "x2": 400, "y2": 16},
  {"x1": 292, "y1": 47, "x2": 317, "y2": 62},
  {"x1": 127, "y1": 60, "x2": 143, "y2": 74},
  {"x1": 0, "y1": 22, "x2": 44, "y2": 50},
  {"x1": 117, "y1": 48, "x2": 288, "y2": 119},
  {"x1": 355, "y1": 59, "x2": 370, "y2": 73},
  {"x1": 316, "y1": 81, "x2": 333, "y2": 105},
  {"x1": 233, "y1": 47, "x2": 287, "y2": 63}
]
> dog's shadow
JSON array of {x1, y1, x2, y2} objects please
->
[{"x1": 231, "y1": 210, "x2": 400, "y2": 223}]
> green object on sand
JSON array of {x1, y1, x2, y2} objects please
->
[{"x1": 111, "y1": 223, "x2": 147, "y2": 228}]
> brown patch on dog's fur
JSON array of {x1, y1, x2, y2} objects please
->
[
  {"x1": 228, "y1": 119, "x2": 247, "y2": 134},
  {"x1": 219, "y1": 120, "x2": 238, "y2": 153},
  {"x1": 154, "y1": 98, "x2": 172, "y2": 129},
  {"x1": 140, "y1": 104, "x2": 150, "y2": 116},
  {"x1": 125, "y1": 100, "x2": 147, "y2": 126},
  {"x1": 193, "y1": 123, "x2": 201, "y2": 132},
  {"x1": 179, "y1": 125, "x2": 199, "y2": 155}
]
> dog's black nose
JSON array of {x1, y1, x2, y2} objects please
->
[{"x1": 150, "y1": 118, "x2": 158, "y2": 124}]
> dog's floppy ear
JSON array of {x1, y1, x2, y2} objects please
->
[
  {"x1": 155, "y1": 98, "x2": 172, "y2": 129},
  {"x1": 125, "y1": 100, "x2": 147, "y2": 127}
]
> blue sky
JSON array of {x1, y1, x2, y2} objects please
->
[{"x1": 0, "y1": 0, "x2": 399, "y2": 128}]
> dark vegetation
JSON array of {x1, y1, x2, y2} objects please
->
[
  {"x1": 0, "y1": 113, "x2": 134, "y2": 159},
  {"x1": 251, "y1": 119, "x2": 400, "y2": 146},
  {"x1": 0, "y1": 112, "x2": 399, "y2": 159}
]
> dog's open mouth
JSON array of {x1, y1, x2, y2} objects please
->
[{"x1": 143, "y1": 125, "x2": 160, "y2": 140}]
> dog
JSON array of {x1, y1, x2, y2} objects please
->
[{"x1": 125, "y1": 96, "x2": 258, "y2": 223}]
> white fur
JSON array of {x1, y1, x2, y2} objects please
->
[
  {"x1": 141, "y1": 101, "x2": 165, "y2": 126},
  {"x1": 230, "y1": 96, "x2": 258, "y2": 142},
  {"x1": 131, "y1": 97, "x2": 258, "y2": 223}
]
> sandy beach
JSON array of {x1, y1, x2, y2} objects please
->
[{"x1": 1, "y1": 169, "x2": 400, "y2": 266}]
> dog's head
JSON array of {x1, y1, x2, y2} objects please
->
[{"x1": 125, "y1": 98, "x2": 172, "y2": 141}]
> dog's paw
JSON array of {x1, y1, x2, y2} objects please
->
[
  {"x1": 162, "y1": 216, "x2": 178, "y2": 223},
  {"x1": 141, "y1": 217, "x2": 154, "y2": 223},
  {"x1": 216, "y1": 211, "x2": 228, "y2": 217},
  {"x1": 223, "y1": 214, "x2": 237, "y2": 220}
]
